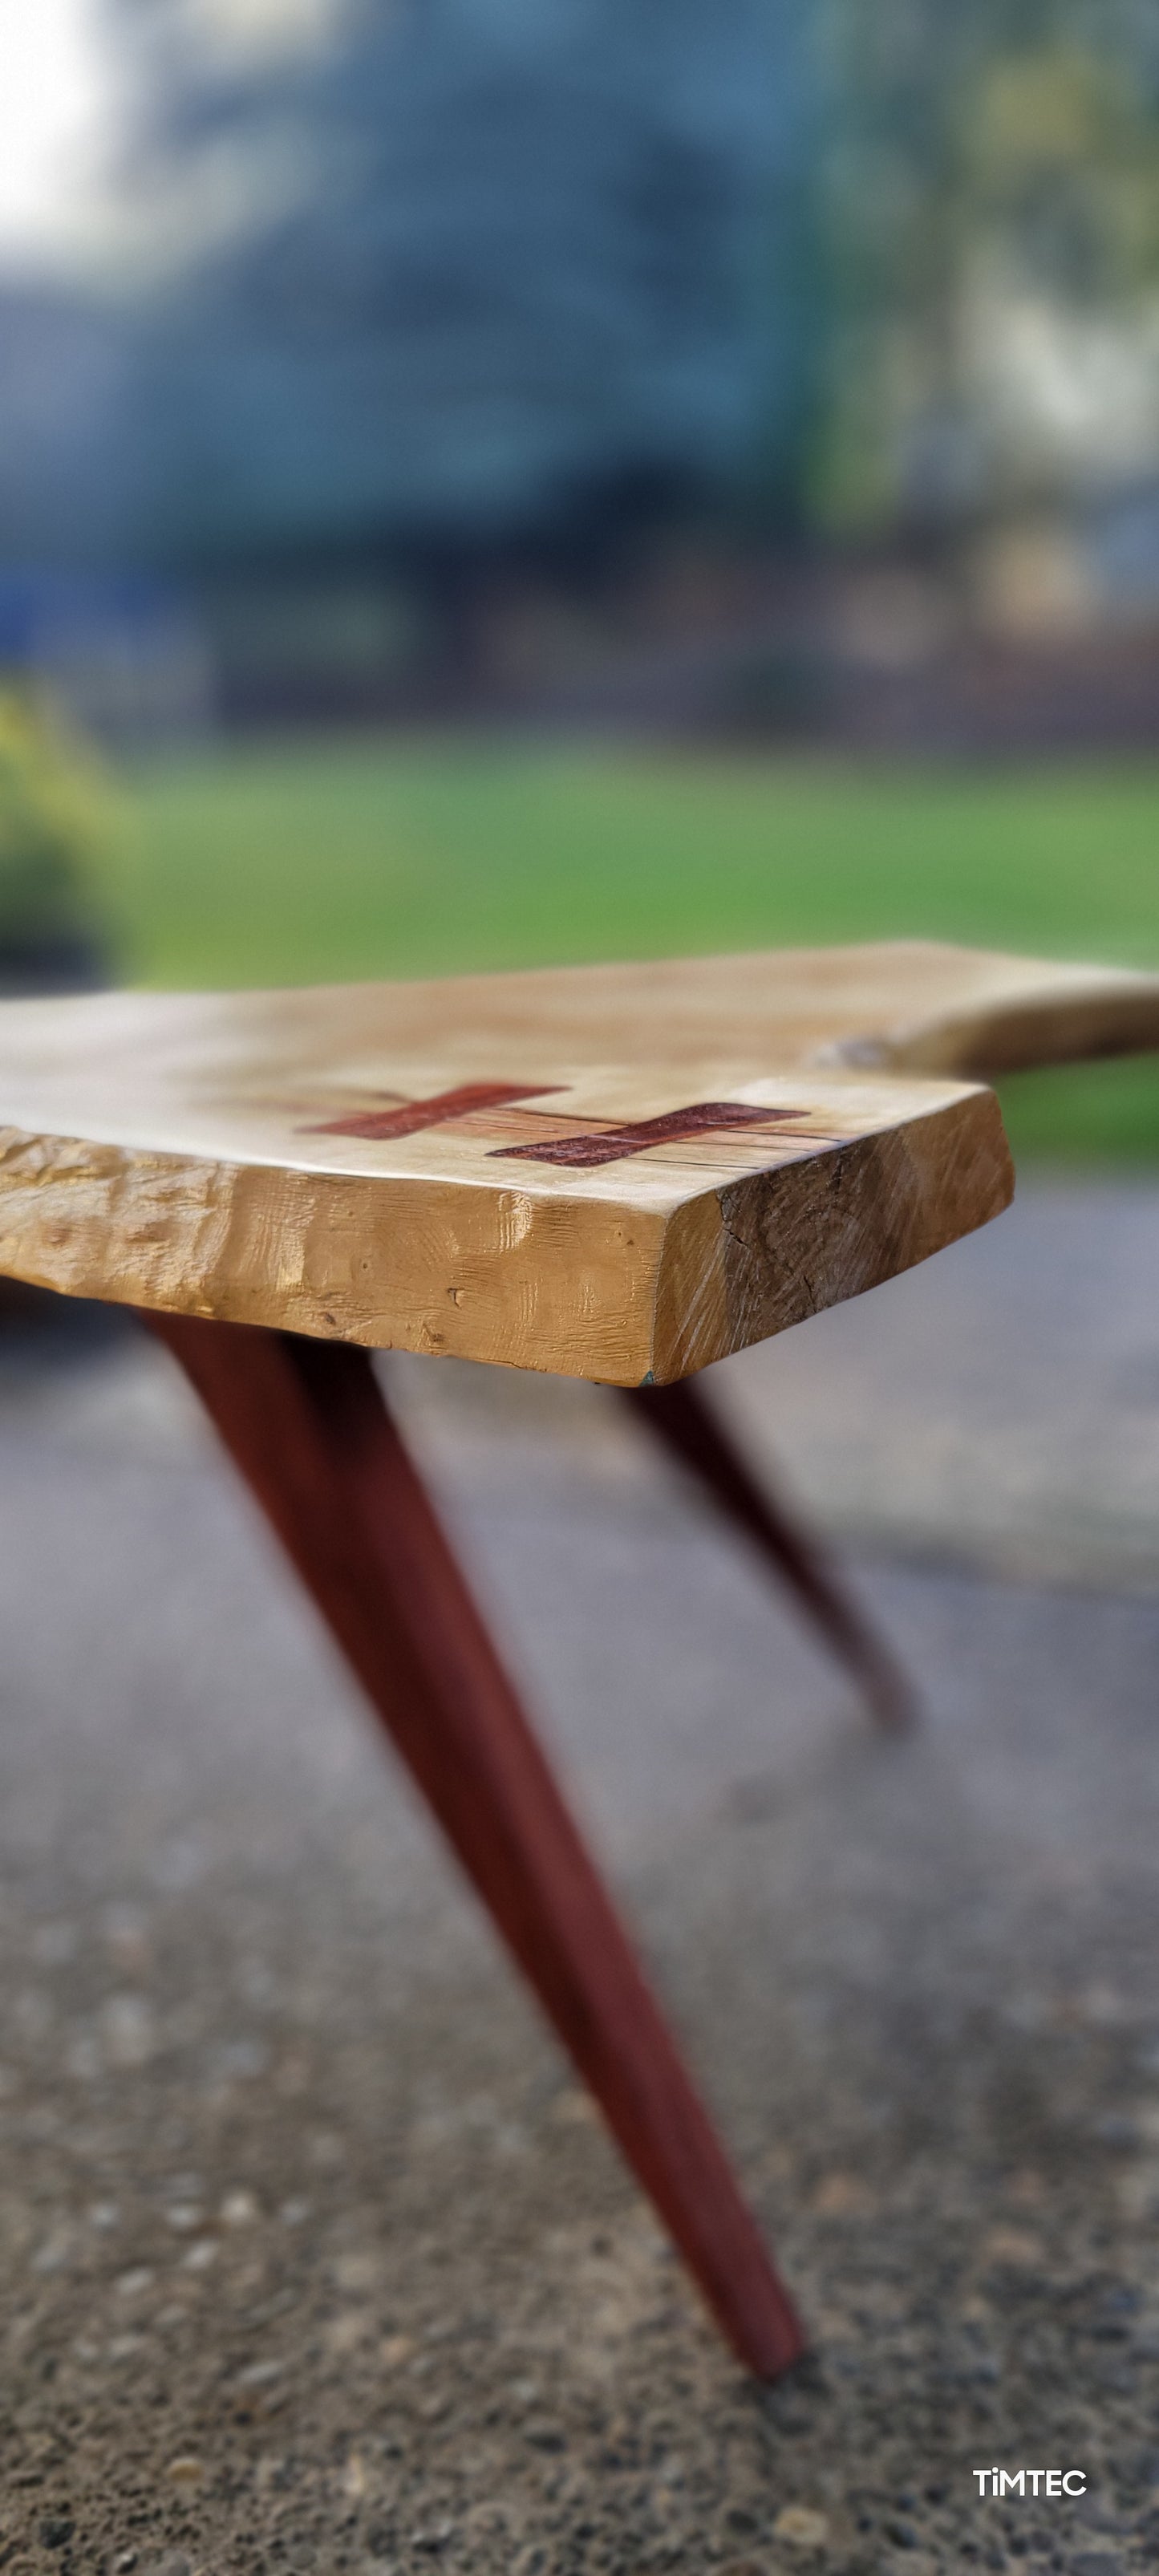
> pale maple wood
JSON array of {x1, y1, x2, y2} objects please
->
[{"x1": 0, "y1": 935, "x2": 1150, "y2": 1381}]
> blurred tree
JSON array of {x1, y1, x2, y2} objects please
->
[
  {"x1": 815, "y1": 0, "x2": 1159, "y2": 533},
  {"x1": 111, "y1": 0, "x2": 817, "y2": 582},
  {"x1": 0, "y1": 688, "x2": 111, "y2": 984}
]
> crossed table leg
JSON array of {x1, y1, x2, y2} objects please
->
[
  {"x1": 622, "y1": 1380, "x2": 917, "y2": 1734},
  {"x1": 143, "y1": 1310, "x2": 804, "y2": 2379}
]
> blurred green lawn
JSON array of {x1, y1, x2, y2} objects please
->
[{"x1": 114, "y1": 733, "x2": 1159, "y2": 1163}]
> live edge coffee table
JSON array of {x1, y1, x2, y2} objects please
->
[{"x1": 0, "y1": 939, "x2": 1157, "y2": 2379}]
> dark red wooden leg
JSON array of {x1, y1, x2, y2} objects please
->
[
  {"x1": 142, "y1": 1312, "x2": 804, "y2": 2379},
  {"x1": 622, "y1": 1378, "x2": 917, "y2": 1734}
]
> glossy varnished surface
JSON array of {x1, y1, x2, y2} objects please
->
[{"x1": 0, "y1": 935, "x2": 1141, "y2": 1379}]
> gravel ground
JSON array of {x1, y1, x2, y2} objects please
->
[{"x1": 0, "y1": 1183, "x2": 1157, "y2": 2576}]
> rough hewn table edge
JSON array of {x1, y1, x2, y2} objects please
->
[{"x1": 0, "y1": 1080, "x2": 1013, "y2": 1385}]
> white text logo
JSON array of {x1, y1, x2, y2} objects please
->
[{"x1": 973, "y1": 2470, "x2": 1086, "y2": 2498}]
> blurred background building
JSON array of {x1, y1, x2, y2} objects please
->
[{"x1": 3, "y1": 0, "x2": 1158, "y2": 745}]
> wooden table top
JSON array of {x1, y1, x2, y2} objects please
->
[{"x1": 0, "y1": 940, "x2": 1154, "y2": 1383}]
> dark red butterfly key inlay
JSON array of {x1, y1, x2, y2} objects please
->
[
  {"x1": 304, "y1": 1081, "x2": 563, "y2": 1142},
  {"x1": 491, "y1": 1101, "x2": 804, "y2": 1168}
]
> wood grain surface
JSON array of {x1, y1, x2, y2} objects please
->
[{"x1": 0, "y1": 933, "x2": 1142, "y2": 1380}]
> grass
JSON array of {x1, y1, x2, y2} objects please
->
[{"x1": 109, "y1": 732, "x2": 1159, "y2": 1162}]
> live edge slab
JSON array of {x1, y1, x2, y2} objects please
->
[{"x1": 0, "y1": 939, "x2": 1155, "y2": 1387}]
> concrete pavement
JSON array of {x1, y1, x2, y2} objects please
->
[{"x1": 0, "y1": 1184, "x2": 1157, "y2": 2574}]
